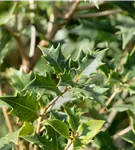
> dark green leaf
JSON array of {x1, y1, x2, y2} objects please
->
[
  {"x1": 64, "y1": 106, "x2": 80, "y2": 131},
  {"x1": 39, "y1": 45, "x2": 69, "y2": 74},
  {"x1": 0, "y1": 93, "x2": 39, "y2": 122},
  {"x1": 24, "y1": 72, "x2": 60, "y2": 96},
  {"x1": 44, "y1": 119, "x2": 69, "y2": 139},
  {"x1": 9, "y1": 68, "x2": 33, "y2": 92}
]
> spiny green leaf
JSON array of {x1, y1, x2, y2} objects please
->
[
  {"x1": 44, "y1": 119, "x2": 69, "y2": 139},
  {"x1": 0, "y1": 130, "x2": 19, "y2": 149},
  {"x1": 39, "y1": 44, "x2": 69, "y2": 74},
  {"x1": 0, "y1": 92, "x2": 39, "y2": 122},
  {"x1": 77, "y1": 49, "x2": 107, "y2": 77},
  {"x1": 75, "y1": 85, "x2": 108, "y2": 106},
  {"x1": 64, "y1": 106, "x2": 80, "y2": 131},
  {"x1": 9, "y1": 68, "x2": 33, "y2": 92},
  {"x1": 77, "y1": 120, "x2": 105, "y2": 144},
  {"x1": 24, "y1": 72, "x2": 60, "y2": 96}
]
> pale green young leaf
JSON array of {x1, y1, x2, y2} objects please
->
[
  {"x1": 19, "y1": 122, "x2": 34, "y2": 137},
  {"x1": 44, "y1": 119, "x2": 69, "y2": 139},
  {"x1": 0, "y1": 93, "x2": 39, "y2": 122},
  {"x1": 77, "y1": 120, "x2": 105, "y2": 144},
  {"x1": 0, "y1": 130, "x2": 19, "y2": 149}
]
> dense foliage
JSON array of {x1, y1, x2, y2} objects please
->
[{"x1": 0, "y1": 1, "x2": 135, "y2": 150}]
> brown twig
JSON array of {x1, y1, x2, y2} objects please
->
[
  {"x1": 113, "y1": 126, "x2": 132, "y2": 140},
  {"x1": 64, "y1": 0, "x2": 80, "y2": 20},
  {"x1": 74, "y1": 9, "x2": 122, "y2": 19},
  {"x1": 64, "y1": 139, "x2": 73, "y2": 150},
  {"x1": 100, "y1": 86, "x2": 120, "y2": 114}
]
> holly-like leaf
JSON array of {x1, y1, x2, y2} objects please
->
[
  {"x1": 75, "y1": 85, "x2": 108, "y2": 106},
  {"x1": 77, "y1": 49, "x2": 107, "y2": 77},
  {"x1": 24, "y1": 72, "x2": 60, "y2": 96},
  {"x1": 0, "y1": 130, "x2": 19, "y2": 149},
  {"x1": 44, "y1": 119, "x2": 69, "y2": 139},
  {"x1": 0, "y1": 93, "x2": 39, "y2": 122},
  {"x1": 64, "y1": 106, "x2": 80, "y2": 131},
  {"x1": 76, "y1": 120, "x2": 105, "y2": 145},
  {"x1": 39, "y1": 45, "x2": 69, "y2": 74},
  {"x1": 9, "y1": 68, "x2": 33, "y2": 92}
]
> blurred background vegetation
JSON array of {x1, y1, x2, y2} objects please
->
[{"x1": 0, "y1": 1, "x2": 135, "y2": 149}]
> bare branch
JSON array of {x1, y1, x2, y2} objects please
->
[
  {"x1": 100, "y1": 86, "x2": 120, "y2": 114},
  {"x1": 64, "y1": 139, "x2": 73, "y2": 150},
  {"x1": 113, "y1": 126, "x2": 132, "y2": 140},
  {"x1": 29, "y1": 0, "x2": 36, "y2": 57},
  {"x1": 74, "y1": 9, "x2": 122, "y2": 19},
  {"x1": 64, "y1": 0, "x2": 80, "y2": 20}
]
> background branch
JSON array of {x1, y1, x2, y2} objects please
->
[{"x1": 74, "y1": 9, "x2": 122, "y2": 18}]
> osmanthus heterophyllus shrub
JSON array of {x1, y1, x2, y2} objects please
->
[{"x1": 0, "y1": 45, "x2": 107, "y2": 150}]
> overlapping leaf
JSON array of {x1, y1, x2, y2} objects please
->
[
  {"x1": 0, "y1": 130, "x2": 19, "y2": 149},
  {"x1": 39, "y1": 45, "x2": 69, "y2": 74},
  {"x1": 9, "y1": 68, "x2": 33, "y2": 92},
  {"x1": 64, "y1": 106, "x2": 80, "y2": 131},
  {"x1": 0, "y1": 93, "x2": 39, "y2": 122},
  {"x1": 24, "y1": 72, "x2": 60, "y2": 96},
  {"x1": 44, "y1": 119, "x2": 69, "y2": 139},
  {"x1": 77, "y1": 49, "x2": 107, "y2": 77}
]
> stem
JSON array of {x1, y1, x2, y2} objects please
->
[
  {"x1": 100, "y1": 86, "x2": 120, "y2": 114},
  {"x1": 64, "y1": 0, "x2": 80, "y2": 20},
  {"x1": 113, "y1": 126, "x2": 132, "y2": 140},
  {"x1": 64, "y1": 139, "x2": 73, "y2": 150},
  {"x1": 74, "y1": 9, "x2": 122, "y2": 19},
  {"x1": 35, "y1": 87, "x2": 69, "y2": 134}
]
